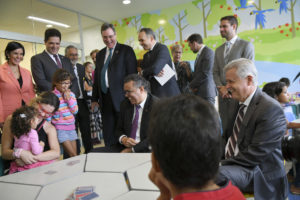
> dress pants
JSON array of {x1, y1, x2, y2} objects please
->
[{"x1": 101, "y1": 89, "x2": 119, "y2": 147}]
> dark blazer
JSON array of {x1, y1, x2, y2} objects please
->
[
  {"x1": 31, "y1": 50, "x2": 79, "y2": 96},
  {"x1": 115, "y1": 94, "x2": 158, "y2": 152},
  {"x1": 190, "y1": 46, "x2": 217, "y2": 99},
  {"x1": 141, "y1": 43, "x2": 180, "y2": 98},
  {"x1": 75, "y1": 63, "x2": 88, "y2": 99},
  {"x1": 222, "y1": 88, "x2": 288, "y2": 199},
  {"x1": 92, "y1": 43, "x2": 137, "y2": 112}
]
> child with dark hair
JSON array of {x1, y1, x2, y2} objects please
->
[
  {"x1": 50, "y1": 69, "x2": 78, "y2": 157},
  {"x1": 9, "y1": 106, "x2": 53, "y2": 173}
]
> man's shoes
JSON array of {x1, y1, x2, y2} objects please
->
[{"x1": 290, "y1": 184, "x2": 300, "y2": 195}]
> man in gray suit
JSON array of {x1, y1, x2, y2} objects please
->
[
  {"x1": 187, "y1": 33, "x2": 217, "y2": 105},
  {"x1": 31, "y1": 28, "x2": 79, "y2": 96},
  {"x1": 213, "y1": 16, "x2": 254, "y2": 130},
  {"x1": 217, "y1": 58, "x2": 288, "y2": 200}
]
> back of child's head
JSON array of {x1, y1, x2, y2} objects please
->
[
  {"x1": 51, "y1": 68, "x2": 73, "y2": 90},
  {"x1": 263, "y1": 81, "x2": 286, "y2": 99},
  {"x1": 11, "y1": 106, "x2": 38, "y2": 138}
]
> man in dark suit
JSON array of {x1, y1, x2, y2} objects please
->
[
  {"x1": 216, "y1": 58, "x2": 288, "y2": 200},
  {"x1": 92, "y1": 74, "x2": 157, "y2": 153},
  {"x1": 138, "y1": 28, "x2": 180, "y2": 98},
  {"x1": 213, "y1": 15, "x2": 255, "y2": 131},
  {"x1": 31, "y1": 28, "x2": 79, "y2": 96},
  {"x1": 187, "y1": 33, "x2": 217, "y2": 105},
  {"x1": 65, "y1": 45, "x2": 92, "y2": 154},
  {"x1": 92, "y1": 23, "x2": 137, "y2": 147}
]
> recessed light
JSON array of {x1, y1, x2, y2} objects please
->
[
  {"x1": 46, "y1": 24, "x2": 53, "y2": 28},
  {"x1": 123, "y1": 0, "x2": 131, "y2": 5},
  {"x1": 27, "y1": 16, "x2": 70, "y2": 28},
  {"x1": 158, "y1": 19, "x2": 166, "y2": 25}
]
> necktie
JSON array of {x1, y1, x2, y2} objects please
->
[
  {"x1": 101, "y1": 48, "x2": 113, "y2": 94},
  {"x1": 225, "y1": 104, "x2": 246, "y2": 159},
  {"x1": 224, "y1": 42, "x2": 231, "y2": 64},
  {"x1": 130, "y1": 105, "x2": 141, "y2": 139},
  {"x1": 53, "y1": 54, "x2": 62, "y2": 68}
]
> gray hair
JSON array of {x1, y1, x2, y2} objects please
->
[
  {"x1": 139, "y1": 28, "x2": 156, "y2": 40},
  {"x1": 124, "y1": 74, "x2": 150, "y2": 93},
  {"x1": 65, "y1": 45, "x2": 77, "y2": 56},
  {"x1": 224, "y1": 58, "x2": 258, "y2": 86}
]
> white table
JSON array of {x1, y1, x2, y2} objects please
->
[
  {"x1": 126, "y1": 161, "x2": 158, "y2": 191},
  {"x1": 0, "y1": 182, "x2": 41, "y2": 200},
  {"x1": 37, "y1": 172, "x2": 128, "y2": 200},
  {"x1": 113, "y1": 190, "x2": 160, "y2": 200},
  {"x1": 0, "y1": 154, "x2": 86, "y2": 186},
  {"x1": 85, "y1": 153, "x2": 151, "y2": 173}
]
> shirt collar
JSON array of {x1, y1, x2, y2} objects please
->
[
  {"x1": 197, "y1": 44, "x2": 206, "y2": 56},
  {"x1": 45, "y1": 49, "x2": 58, "y2": 58},
  {"x1": 137, "y1": 94, "x2": 147, "y2": 109},
  {"x1": 241, "y1": 87, "x2": 257, "y2": 107},
  {"x1": 227, "y1": 35, "x2": 238, "y2": 45},
  {"x1": 150, "y1": 42, "x2": 157, "y2": 51}
]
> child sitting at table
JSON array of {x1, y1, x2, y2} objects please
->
[{"x1": 9, "y1": 106, "x2": 54, "y2": 173}]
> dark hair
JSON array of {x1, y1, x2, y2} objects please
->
[
  {"x1": 35, "y1": 91, "x2": 60, "y2": 113},
  {"x1": 187, "y1": 34, "x2": 203, "y2": 44},
  {"x1": 149, "y1": 95, "x2": 222, "y2": 189},
  {"x1": 65, "y1": 45, "x2": 77, "y2": 56},
  {"x1": 51, "y1": 69, "x2": 73, "y2": 90},
  {"x1": 101, "y1": 23, "x2": 116, "y2": 34},
  {"x1": 139, "y1": 28, "x2": 156, "y2": 40},
  {"x1": 11, "y1": 106, "x2": 38, "y2": 138},
  {"x1": 44, "y1": 28, "x2": 61, "y2": 42},
  {"x1": 124, "y1": 74, "x2": 150, "y2": 93},
  {"x1": 221, "y1": 15, "x2": 238, "y2": 30},
  {"x1": 279, "y1": 77, "x2": 290, "y2": 87},
  {"x1": 5, "y1": 42, "x2": 25, "y2": 61},
  {"x1": 83, "y1": 61, "x2": 92, "y2": 69},
  {"x1": 262, "y1": 81, "x2": 286, "y2": 99}
]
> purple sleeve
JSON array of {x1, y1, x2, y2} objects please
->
[{"x1": 28, "y1": 129, "x2": 43, "y2": 155}]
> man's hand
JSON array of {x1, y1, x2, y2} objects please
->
[
  {"x1": 218, "y1": 86, "x2": 231, "y2": 98},
  {"x1": 121, "y1": 137, "x2": 138, "y2": 148},
  {"x1": 19, "y1": 150, "x2": 38, "y2": 165},
  {"x1": 121, "y1": 147, "x2": 133, "y2": 153},
  {"x1": 91, "y1": 102, "x2": 99, "y2": 112},
  {"x1": 148, "y1": 167, "x2": 171, "y2": 200},
  {"x1": 157, "y1": 69, "x2": 164, "y2": 77}
]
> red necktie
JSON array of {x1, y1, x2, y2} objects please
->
[{"x1": 54, "y1": 54, "x2": 62, "y2": 68}]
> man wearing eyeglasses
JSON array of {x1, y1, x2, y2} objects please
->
[
  {"x1": 65, "y1": 45, "x2": 92, "y2": 154},
  {"x1": 91, "y1": 23, "x2": 137, "y2": 147}
]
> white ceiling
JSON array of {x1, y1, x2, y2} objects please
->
[{"x1": 0, "y1": 0, "x2": 193, "y2": 38}]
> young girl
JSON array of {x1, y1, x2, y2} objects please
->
[
  {"x1": 50, "y1": 69, "x2": 78, "y2": 157},
  {"x1": 9, "y1": 106, "x2": 53, "y2": 173},
  {"x1": 83, "y1": 62, "x2": 102, "y2": 145}
]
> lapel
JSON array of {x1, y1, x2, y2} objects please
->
[
  {"x1": 227, "y1": 37, "x2": 240, "y2": 62},
  {"x1": 196, "y1": 46, "x2": 206, "y2": 69},
  {"x1": 42, "y1": 51, "x2": 58, "y2": 68},
  {"x1": 140, "y1": 94, "x2": 151, "y2": 137},
  {"x1": 237, "y1": 88, "x2": 261, "y2": 144},
  {"x1": 2, "y1": 62, "x2": 21, "y2": 91},
  {"x1": 110, "y1": 43, "x2": 120, "y2": 67},
  {"x1": 126, "y1": 102, "x2": 135, "y2": 131},
  {"x1": 219, "y1": 43, "x2": 226, "y2": 66}
]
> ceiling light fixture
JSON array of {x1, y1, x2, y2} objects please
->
[
  {"x1": 46, "y1": 24, "x2": 53, "y2": 28},
  {"x1": 122, "y1": 0, "x2": 131, "y2": 5},
  {"x1": 158, "y1": 19, "x2": 166, "y2": 25},
  {"x1": 27, "y1": 16, "x2": 70, "y2": 28}
]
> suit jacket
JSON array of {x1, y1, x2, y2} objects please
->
[
  {"x1": 115, "y1": 94, "x2": 158, "y2": 152},
  {"x1": 31, "y1": 50, "x2": 79, "y2": 96},
  {"x1": 75, "y1": 63, "x2": 88, "y2": 99},
  {"x1": 141, "y1": 43, "x2": 180, "y2": 98},
  {"x1": 92, "y1": 43, "x2": 137, "y2": 112},
  {"x1": 213, "y1": 37, "x2": 255, "y2": 87},
  {"x1": 222, "y1": 88, "x2": 287, "y2": 199},
  {"x1": 0, "y1": 62, "x2": 35, "y2": 122},
  {"x1": 190, "y1": 46, "x2": 217, "y2": 99}
]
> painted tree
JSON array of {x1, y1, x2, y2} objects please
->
[
  {"x1": 276, "y1": 0, "x2": 298, "y2": 38},
  {"x1": 161, "y1": 3, "x2": 202, "y2": 45}
]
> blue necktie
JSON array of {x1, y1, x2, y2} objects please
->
[{"x1": 101, "y1": 48, "x2": 113, "y2": 93}]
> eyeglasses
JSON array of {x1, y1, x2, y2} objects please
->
[
  {"x1": 38, "y1": 104, "x2": 53, "y2": 117},
  {"x1": 60, "y1": 81, "x2": 71, "y2": 86}
]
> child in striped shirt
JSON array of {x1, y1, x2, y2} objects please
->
[{"x1": 49, "y1": 69, "x2": 78, "y2": 157}]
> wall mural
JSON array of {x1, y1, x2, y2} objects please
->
[{"x1": 111, "y1": 0, "x2": 300, "y2": 93}]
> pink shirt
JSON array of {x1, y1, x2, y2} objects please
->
[{"x1": 14, "y1": 129, "x2": 43, "y2": 155}]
